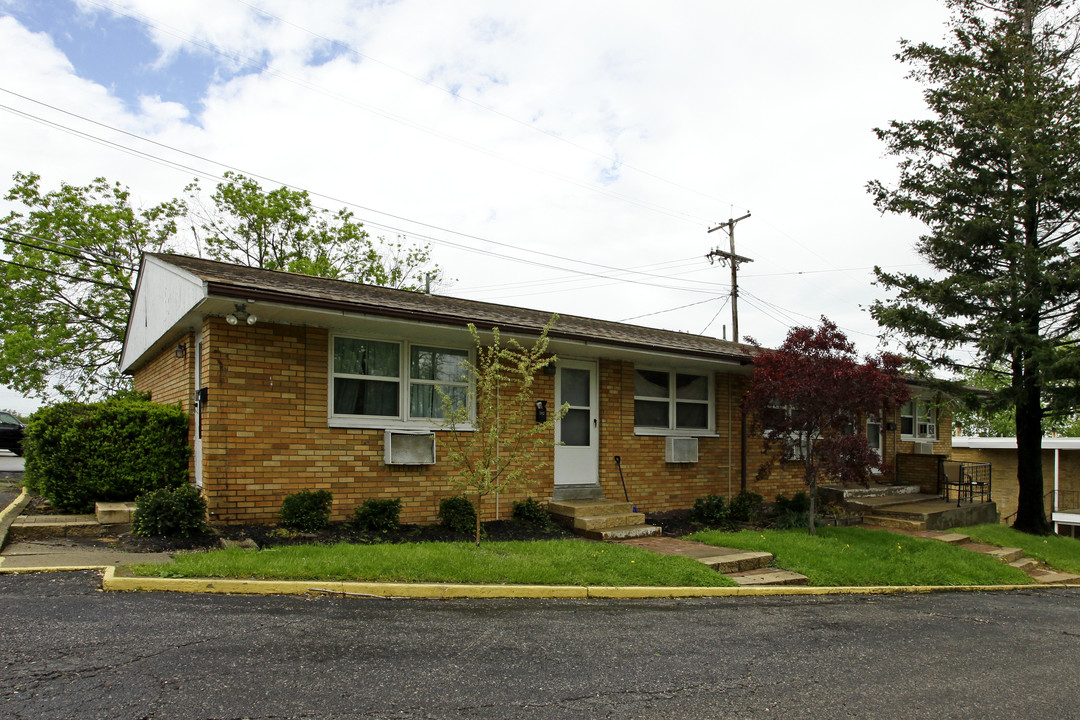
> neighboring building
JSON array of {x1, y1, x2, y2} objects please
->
[
  {"x1": 121, "y1": 253, "x2": 958, "y2": 526},
  {"x1": 951, "y1": 437, "x2": 1080, "y2": 537}
]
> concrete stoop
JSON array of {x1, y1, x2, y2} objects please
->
[{"x1": 548, "y1": 499, "x2": 661, "y2": 540}]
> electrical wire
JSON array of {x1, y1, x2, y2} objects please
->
[{"x1": 699, "y1": 295, "x2": 732, "y2": 335}]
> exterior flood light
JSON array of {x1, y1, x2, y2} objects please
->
[{"x1": 225, "y1": 303, "x2": 257, "y2": 326}]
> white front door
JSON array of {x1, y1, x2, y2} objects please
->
[{"x1": 554, "y1": 360, "x2": 599, "y2": 486}]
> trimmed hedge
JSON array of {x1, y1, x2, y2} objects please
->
[
  {"x1": 23, "y1": 397, "x2": 190, "y2": 512},
  {"x1": 132, "y1": 485, "x2": 209, "y2": 538}
]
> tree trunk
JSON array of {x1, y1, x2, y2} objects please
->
[
  {"x1": 1013, "y1": 361, "x2": 1051, "y2": 534},
  {"x1": 806, "y1": 452, "x2": 817, "y2": 536}
]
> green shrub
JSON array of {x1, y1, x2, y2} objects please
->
[
  {"x1": 773, "y1": 491, "x2": 811, "y2": 529},
  {"x1": 689, "y1": 494, "x2": 732, "y2": 527},
  {"x1": 512, "y1": 497, "x2": 551, "y2": 526},
  {"x1": 280, "y1": 489, "x2": 333, "y2": 532},
  {"x1": 775, "y1": 491, "x2": 811, "y2": 515},
  {"x1": 351, "y1": 498, "x2": 402, "y2": 533},
  {"x1": 132, "y1": 485, "x2": 209, "y2": 538},
  {"x1": 729, "y1": 491, "x2": 764, "y2": 523},
  {"x1": 439, "y1": 495, "x2": 477, "y2": 535},
  {"x1": 23, "y1": 397, "x2": 190, "y2": 512}
]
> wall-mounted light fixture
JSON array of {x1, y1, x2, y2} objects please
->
[
  {"x1": 225, "y1": 303, "x2": 257, "y2": 326},
  {"x1": 175, "y1": 342, "x2": 187, "y2": 359}
]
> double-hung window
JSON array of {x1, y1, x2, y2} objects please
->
[
  {"x1": 900, "y1": 399, "x2": 936, "y2": 440},
  {"x1": 633, "y1": 368, "x2": 712, "y2": 434},
  {"x1": 331, "y1": 336, "x2": 470, "y2": 426}
]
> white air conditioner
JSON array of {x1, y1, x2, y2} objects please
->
[
  {"x1": 384, "y1": 430, "x2": 436, "y2": 465},
  {"x1": 913, "y1": 441, "x2": 935, "y2": 455},
  {"x1": 665, "y1": 436, "x2": 699, "y2": 463}
]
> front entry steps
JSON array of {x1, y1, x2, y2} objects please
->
[
  {"x1": 547, "y1": 499, "x2": 661, "y2": 541},
  {"x1": 822, "y1": 484, "x2": 1000, "y2": 531}
]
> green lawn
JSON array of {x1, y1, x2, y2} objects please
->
[
  {"x1": 955, "y1": 524, "x2": 1080, "y2": 574},
  {"x1": 131, "y1": 539, "x2": 738, "y2": 587},
  {"x1": 689, "y1": 526, "x2": 1033, "y2": 586}
]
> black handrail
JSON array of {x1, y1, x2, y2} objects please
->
[
  {"x1": 939, "y1": 460, "x2": 992, "y2": 507},
  {"x1": 1002, "y1": 489, "x2": 1055, "y2": 524}
]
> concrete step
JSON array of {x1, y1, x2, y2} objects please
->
[
  {"x1": 572, "y1": 512, "x2": 645, "y2": 531},
  {"x1": 548, "y1": 499, "x2": 634, "y2": 518},
  {"x1": 729, "y1": 568, "x2": 809, "y2": 586},
  {"x1": 9, "y1": 515, "x2": 105, "y2": 539},
  {"x1": 1009, "y1": 557, "x2": 1039, "y2": 572},
  {"x1": 95, "y1": 501, "x2": 137, "y2": 525},
  {"x1": 965, "y1": 542, "x2": 1024, "y2": 563},
  {"x1": 820, "y1": 483, "x2": 922, "y2": 501},
  {"x1": 697, "y1": 550, "x2": 774, "y2": 574},
  {"x1": 1028, "y1": 568, "x2": 1080, "y2": 584},
  {"x1": 578, "y1": 524, "x2": 662, "y2": 541},
  {"x1": 864, "y1": 516, "x2": 927, "y2": 531}
]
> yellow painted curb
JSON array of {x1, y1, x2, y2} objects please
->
[
  {"x1": 0, "y1": 487, "x2": 28, "y2": 526},
  {"x1": 0, "y1": 565, "x2": 112, "y2": 574},
  {"x1": 94, "y1": 567, "x2": 1080, "y2": 598}
]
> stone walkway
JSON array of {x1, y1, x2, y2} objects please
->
[
  {"x1": 616, "y1": 535, "x2": 809, "y2": 586},
  {"x1": 864, "y1": 524, "x2": 1080, "y2": 584}
]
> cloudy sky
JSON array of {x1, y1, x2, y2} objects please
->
[{"x1": 0, "y1": 0, "x2": 954, "y2": 413}]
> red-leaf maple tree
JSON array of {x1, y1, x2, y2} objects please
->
[{"x1": 743, "y1": 318, "x2": 910, "y2": 534}]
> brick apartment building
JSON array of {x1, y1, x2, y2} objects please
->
[{"x1": 121, "y1": 253, "x2": 957, "y2": 526}]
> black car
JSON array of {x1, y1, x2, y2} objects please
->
[{"x1": 0, "y1": 412, "x2": 25, "y2": 455}]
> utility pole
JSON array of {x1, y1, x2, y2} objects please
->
[{"x1": 706, "y1": 212, "x2": 752, "y2": 343}]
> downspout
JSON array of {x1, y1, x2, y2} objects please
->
[{"x1": 1054, "y1": 447, "x2": 1060, "y2": 534}]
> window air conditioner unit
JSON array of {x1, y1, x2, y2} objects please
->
[
  {"x1": 913, "y1": 442, "x2": 935, "y2": 455},
  {"x1": 665, "y1": 436, "x2": 699, "y2": 463},
  {"x1": 384, "y1": 430, "x2": 436, "y2": 465}
]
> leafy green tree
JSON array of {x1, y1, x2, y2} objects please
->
[
  {"x1": 869, "y1": 0, "x2": 1080, "y2": 534},
  {"x1": 953, "y1": 365, "x2": 1080, "y2": 437},
  {"x1": 187, "y1": 172, "x2": 443, "y2": 290},
  {"x1": 1, "y1": 171, "x2": 446, "y2": 400},
  {"x1": 438, "y1": 317, "x2": 567, "y2": 546},
  {"x1": 0, "y1": 172, "x2": 183, "y2": 400}
]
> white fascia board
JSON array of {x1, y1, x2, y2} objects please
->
[
  {"x1": 952, "y1": 436, "x2": 1080, "y2": 451},
  {"x1": 120, "y1": 256, "x2": 207, "y2": 372}
]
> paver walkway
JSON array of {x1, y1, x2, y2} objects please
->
[
  {"x1": 617, "y1": 535, "x2": 809, "y2": 585},
  {"x1": 864, "y1": 524, "x2": 1080, "y2": 584}
]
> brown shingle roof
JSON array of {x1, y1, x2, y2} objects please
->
[{"x1": 151, "y1": 252, "x2": 752, "y2": 363}]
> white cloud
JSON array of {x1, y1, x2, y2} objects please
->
[{"x1": 1, "y1": 0, "x2": 954, "y2": 393}]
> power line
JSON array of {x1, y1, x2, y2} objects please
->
[
  {"x1": 229, "y1": 0, "x2": 745, "y2": 214},
  {"x1": 0, "y1": 89, "x2": 730, "y2": 290},
  {"x1": 2, "y1": 230, "x2": 137, "y2": 273},
  {"x1": 700, "y1": 295, "x2": 732, "y2": 336},
  {"x1": 0, "y1": 257, "x2": 130, "y2": 292},
  {"x1": 620, "y1": 296, "x2": 724, "y2": 323},
  {"x1": 0, "y1": 91, "x2": 733, "y2": 297},
  {"x1": 79, "y1": 0, "x2": 716, "y2": 227}
]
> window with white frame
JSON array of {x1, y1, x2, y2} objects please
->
[
  {"x1": 761, "y1": 403, "x2": 811, "y2": 460},
  {"x1": 331, "y1": 336, "x2": 470, "y2": 424},
  {"x1": 633, "y1": 368, "x2": 712, "y2": 433},
  {"x1": 900, "y1": 399, "x2": 936, "y2": 440}
]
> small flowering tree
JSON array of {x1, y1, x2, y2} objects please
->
[
  {"x1": 743, "y1": 318, "x2": 910, "y2": 534},
  {"x1": 439, "y1": 316, "x2": 567, "y2": 546}
]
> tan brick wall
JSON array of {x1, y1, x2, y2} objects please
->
[
  {"x1": 596, "y1": 360, "x2": 743, "y2": 512},
  {"x1": 196, "y1": 319, "x2": 551, "y2": 526},
  {"x1": 137, "y1": 318, "x2": 962, "y2": 524},
  {"x1": 949, "y1": 446, "x2": 1080, "y2": 523}
]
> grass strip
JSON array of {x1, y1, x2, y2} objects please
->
[
  {"x1": 130, "y1": 539, "x2": 738, "y2": 587},
  {"x1": 690, "y1": 526, "x2": 1033, "y2": 586},
  {"x1": 955, "y1": 524, "x2": 1080, "y2": 574}
]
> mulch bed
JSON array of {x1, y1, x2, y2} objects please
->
[{"x1": 113, "y1": 518, "x2": 578, "y2": 554}]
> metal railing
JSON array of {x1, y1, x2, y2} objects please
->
[
  {"x1": 1053, "y1": 489, "x2": 1080, "y2": 515},
  {"x1": 939, "y1": 460, "x2": 992, "y2": 507}
]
